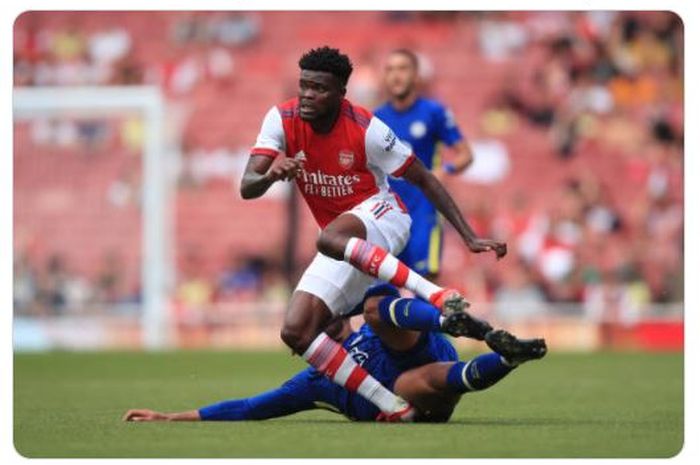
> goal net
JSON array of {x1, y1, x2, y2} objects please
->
[{"x1": 13, "y1": 86, "x2": 172, "y2": 350}]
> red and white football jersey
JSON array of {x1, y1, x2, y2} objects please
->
[{"x1": 251, "y1": 98, "x2": 416, "y2": 228}]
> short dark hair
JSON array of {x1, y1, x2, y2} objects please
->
[
  {"x1": 390, "y1": 48, "x2": 419, "y2": 70},
  {"x1": 299, "y1": 46, "x2": 354, "y2": 86}
]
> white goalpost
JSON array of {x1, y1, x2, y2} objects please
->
[{"x1": 13, "y1": 86, "x2": 172, "y2": 349}]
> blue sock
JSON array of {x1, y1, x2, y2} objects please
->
[
  {"x1": 378, "y1": 296, "x2": 442, "y2": 331},
  {"x1": 347, "y1": 283, "x2": 401, "y2": 317},
  {"x1": 198, "y1": 377, "x2": 315, "y2": 421},
  {"x1": 446, "y1": 353, "x2": 513, "y2": 393}
]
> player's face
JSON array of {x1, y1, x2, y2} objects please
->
[
  {"x1": 384, "y1": 53, "x2": 418, "y2": 100},
  {"x1": 298, "y1": 70, "x2": 344, "y2": 121}
]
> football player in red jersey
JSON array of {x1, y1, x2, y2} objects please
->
[{"x1": 240, "y1": 46, "x2": 506, "y2": 421}]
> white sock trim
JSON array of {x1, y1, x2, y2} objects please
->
[
  {"x1": 302, "y1": 332, "x2": 329, "y2": 361},
  {"x1": 343, "y1": 237, "x2": 360, "y2": 261},
  {"x1": 333, "y1": 355, "x2": 357, "y2": 385},
  {"x1": 357, "y1": 376, "x2": 397, "y2": 413},
  {"x1": 376, "y1": 254, "x2": 398, "y2": 280},
  {"x1": 388, "y1": 298, "x2": 405, "y2": 327},
  {"x1": 405, "y1": 271, "x2": 442, "y2": 301},
  {"x1": 461, "y1": 361, "x2": 475, "y2": 391}
]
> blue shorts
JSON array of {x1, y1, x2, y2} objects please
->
[
  {"x1": 398, "y1": 202, "x2": 442, "y2": 276},
  {"x1": 287, "y1": 324, "x2": 458, "y2": 421}
]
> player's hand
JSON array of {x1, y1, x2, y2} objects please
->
[
  {"x1": 122, "y1": 409, "x2": 170, "y2": 422},
  {"x1": 266, "y1": 158, "x2": 304, "y2": 182},
  {"x1": 467, "y1": 238, "x2": 507, "y2": 260}
]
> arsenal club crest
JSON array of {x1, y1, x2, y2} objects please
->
[{"x1": 338, "y1": 150, "x2": 355, "y2": 169}]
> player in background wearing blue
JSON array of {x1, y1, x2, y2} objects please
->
[
  {"x1": 123, "y1": 285, "x2": 546, "y2": 423},
  {"x1": 375, "y1": 49, "x2": 474, "y2": 279}
]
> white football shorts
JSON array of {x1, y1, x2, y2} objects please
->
[{"x1": 295, "y1": 191, "x2": 411, "y2": 316}]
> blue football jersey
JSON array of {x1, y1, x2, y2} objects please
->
[
  {"x1": 297, "y1": 323, "x2": 458, "y2": 421},
  {"x1": 374, "y1": 97, "x2": 464, "y2": 211}
]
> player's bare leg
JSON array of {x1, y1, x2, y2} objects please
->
[
  {"x1": 393, "y1": 363, "x2": 460, "y2": 422},
  {"x1": 280, "y1": 213, "x2": 364, "y2": 353},
  {"x1": 280, "y1": 291, "x2": 335, "y2": 353}
]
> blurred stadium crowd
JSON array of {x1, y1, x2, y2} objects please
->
[{"x1": 14, "y1": 11, "x2": 682, "y2": 324}]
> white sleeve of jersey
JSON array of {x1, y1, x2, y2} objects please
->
[
  {"x1": 365, "y1": 116, "x2": 415, "y2": 177},
  {"x1": 251, "y1": 106, "x2": 285, "y2": 156}
]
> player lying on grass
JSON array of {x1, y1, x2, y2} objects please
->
[{"x1": 123, "y1": 285, "x2": 546, "y2": 423}]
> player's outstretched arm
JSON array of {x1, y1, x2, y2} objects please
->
[
  {"x1": 124, "y1": 321, "x2": 353, "y2": 424},
  {"x1": 239, "y1": 154, "x2": 303, "y2": 199},
  {"x1": 123, "y1": 409, "x2": 200, "y2": 422},
  {"x1": 124, "y1": 372, "x2": 320, "y2": 423},
  {"x1": 402, "y1": 159, "x2": 507, "y2": 260}
]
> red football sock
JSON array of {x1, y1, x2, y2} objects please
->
[
  {"x1": 343, "y1": 237, "x2": 442, "y2": 300},
  {"x1": 302, "y1": 332, "x2": 402, "y2": 414}
]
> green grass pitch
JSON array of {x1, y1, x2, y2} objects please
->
[{"x1": 14, "y1": 350, "x2": 683, "y2": 458}]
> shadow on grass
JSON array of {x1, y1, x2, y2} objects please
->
[
  {"x1": 269, "y1": 417, "x2": 653, "y2": 427},
  {"x1": 447, "y1": 417, "x2": 651, "y2": 427}
]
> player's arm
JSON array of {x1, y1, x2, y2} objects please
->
[
  {"x1": 239, "y1": 154, "x2": 302, "y2": 199},
  {"x1": 444, "y1": 140, "x2": 474, "y2": 174},
  {"x1": 123, "y1": 409, "x2": 200, "y2": 421},
  {"x1": 124, "y1": 363, "x2": 336, "y2": 423},
  {"x1": 367, "y1": 116, "x2": 504, "y2": 258},
  {"x1": 437, "y1": 106, "x2": 473, "y2": 175},
  {"x1": 402, "y1": 158, "x2": 506, "y2": 258},
  {"x1": 240, "y1": 106, "x2": 301, "y2": 199},
  {"x1": 123, "y1": 379, "x2": 318, "y2": 422}
]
